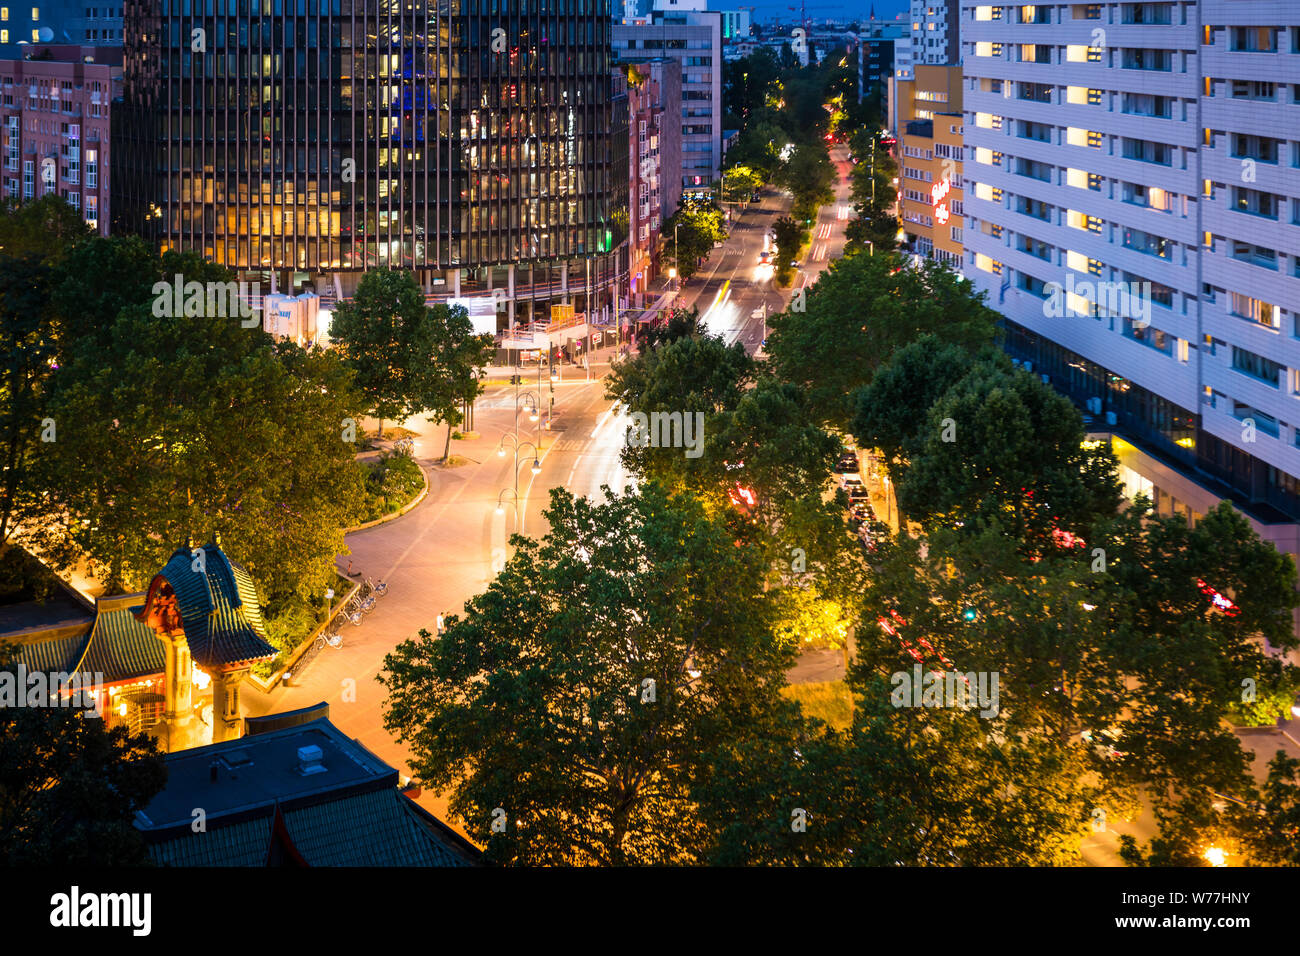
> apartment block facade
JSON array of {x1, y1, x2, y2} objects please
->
[
  {"x1": 896, "y1": 64, "x2": 965, "y2": 269},
  {"x1": 613, "y1": 8, "x2": 722, "y2": 198},
  {"x1": 910, "y1": 0, "x2": 961, "y2": 69},
  {"x1": 0, "y1": 44, "x2": 117, "y2": 234},
  {"x1": 961, "y1": 0, "x2": 1300, "y2": 556},
  {"x1": 625, "y1": 58, "x2": 681, "y2": 304}
]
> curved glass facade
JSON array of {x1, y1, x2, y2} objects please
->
[{"x1": 115, "y1": 0, "x2": 620, "y2": 311}]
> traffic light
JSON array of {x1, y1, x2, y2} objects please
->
[{"x1": 962, "y1": 607, "x2": 978, "y2": 623}]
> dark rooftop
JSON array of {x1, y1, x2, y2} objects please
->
[{"x1": 135, "y1": 706, "x2": 481, "y2": 867}]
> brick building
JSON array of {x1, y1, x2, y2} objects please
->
[{"x1": 0, "y1": 43, "x2": 119, "y2": 233}]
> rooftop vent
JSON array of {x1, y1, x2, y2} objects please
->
[{"x1": 296, "y1": 744, "x2": 326, "y2": 776}]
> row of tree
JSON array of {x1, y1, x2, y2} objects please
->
[{"x1": 381, "y1": 244, "x2": 1300, "y2": 865}]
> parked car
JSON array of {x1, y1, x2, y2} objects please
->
[
  {"x1": 847, "y1": 486, "x2": 870, "y2": 500},
  {"x1": 840, "y1": 475, "x2": 863, "y2": 488},
  {"x1": 833, "y1": 457, "x2": 858, "y2": 474},
  {"x1": 750, "y1": 191, "x2": 761, "y2": 203}
]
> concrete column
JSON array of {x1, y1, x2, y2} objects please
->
[{"x1": 453, "y1": 268, "x2": 461, "y2": 298}]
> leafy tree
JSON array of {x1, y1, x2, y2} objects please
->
[
  {"x1": 328, "y1": 267, "x2": 434, "y2": 437},
  {"x1": 721, "y1": 165, "x2": 764, "y2": 205},
  {"x1": 0, "y1": 194, "x2": 91, "y2": 264},
  {"x1": 0, "y1": 254, "x2": 57, "y2": 554},
  {"x1": 40, "y1": 298, "x2": 365, "y2": 602},
  {"x1": 772, "y1": 215, "x2": 804, "y2": 285},
  {"x1": 414, "y1": 303, "x2": 496, "y2": 461},
  {"x1": 631, "y1": 306, "x2": 703, "y2": 354},
  {"x1": 776, "y1": 142, "x2": 835, "y2": 223},
  {"x1": 898, "y1": 361, "x2": 1123, "y2": 546},
  {"x1": 722, "y1": 47, "x2": 780, "y2": 121},
  {"x1": 663, "y1": 201, "x2": 727, "y2": 281},
  {"x1": 0, "y1": 696, "x2": 167, "y2": 866},
  {"x1": 851, "y1": 334, "x2": 990, "y2": 466},
  {"x1": 764, "y1": 252, "x2": 1000, "y2": 431},
  {"x1": 379, "y1": 483, "x2": 798, "y2": 865}
]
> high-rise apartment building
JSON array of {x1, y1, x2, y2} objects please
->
[
  {"x1": 910, "y1": 0, "x2": 960, "y2": 68},
  {"x1": 115, "y1": 0, "x2": 622, "y2": 330},
  {"x1": 961, "y1": 0, "x2": 1300, "y2": 558},
  {"x1": 614, "y1": 6, "x2": 722, "y2": 198}
]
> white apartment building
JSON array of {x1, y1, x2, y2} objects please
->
[
  {"x1": 614, "y1": 8, "x2": 724, "y2": 198},
  {"x1": 911, "y1": 0, "x2": 962, "y2": 68},
  {"x1": 961, "y1": 0, "x2": 1300, "y2": 557}
]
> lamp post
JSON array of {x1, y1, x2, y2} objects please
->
[{"x1": 497, "y1": 435, "x2": 542, "y2": 498}]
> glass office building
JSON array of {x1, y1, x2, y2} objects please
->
[{"x1": 115, "y1": 0, "x2": 623, "y2": 322}]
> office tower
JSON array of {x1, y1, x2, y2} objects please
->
[
  {"x1": 114, "y1": 0, "x2": 622, "y2": 330},
  {"x1": 961, "y1": 0, "x2": 1300, "y2": 558}
]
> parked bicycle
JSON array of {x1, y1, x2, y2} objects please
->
[{"x1": 366, "y1": 576, "x2": 389, "y2": 598}]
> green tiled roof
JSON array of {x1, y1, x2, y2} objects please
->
[
  {"x1": 156, "y1": 542, "x2": 275, "y2": 670},
  {"x1": 74, "y1": 608, "x2": 165, "y2": 684},
  {"x1": 8, "y1": 607, "x2": 164, "y2": 686},
  {"x1": 147, "y1": 789, "x2": 477, "y2": 867}
]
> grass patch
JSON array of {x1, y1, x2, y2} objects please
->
[
  {"x1": 782, "y1": 679, "x2": 853, "y2": 731},
  {"x1": 355, "y1": 451, "x2": 424, "y2": 523}
]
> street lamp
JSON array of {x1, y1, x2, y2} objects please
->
[
  {"x1": 498, "y1": 434, "x2": 543, "y2": 498},
  {"x1": 495, "y1": 487, "x2": 518, "y2": 516}
]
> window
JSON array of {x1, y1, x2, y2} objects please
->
[
  {"x1": 1230, "y1": 293, "x2": 1279, "y2": 327},
  {"x1": 1088, "y1": 173, "x2": 1103, "y2": 191},
  {"x1": 1018, "y1": 120, "x2": 1052, "y2": 142},
  {"x1": 1017, "y1": 196, "x2": 1052, "y2": 221},
  {"x1": 1232, "y1": 347, "x2": 1282, "y2": 386},
  {"x1": 1123, "y1": 227, "x2": 1172, "y2": 258},
  {"x1": 1122, "y1": 93, "x2": 1173, "y2": 118},
  {"x1": 1087, "y1": 88, "x2": 1102, "y2": 105},
  {"x1": 1125, "y1": 320, "x2": 1173, "y2": 354},
  {"x1": 1230, "y1": 133, "x2": 1280, "y2": 164},
  {"x1": 1235, "y1": 403, "x2": 1279, "y2": 437},
  {"x1": 1123, "y1": 49, "x2": 1173, "y2": 71},
  {"x1": 1018, "y1": 234, "x2": 1052, "y2": 260},
  {"x1": 1017, "y1": 157, "x2": 1053, "y2": 182},
  {"x1": 1231, "y1": 241, "x2": 1278, "y2": 270},
  {"x1": 1230, "y1": 26, "x2": 1277, "y2": 53},
  {"x1": 1122, "y1": 137, "x2": 1173, "y2": 165},
  {"x1": 1018, "y1": 272, "x2": 1049, "y2": 297},
  {"x1": 1231, "y1": 80, "x2": 1275, "y2": 100},
  {"x1": 1122, "y1": 3, "x2": 1172, "y2": 25},
  {"x1": 1233, "y1": 187, "x2": 1280, "y2": 220},
  {"x1": 1018, "y1": 81, "x2": 1053, "y2": 103}
]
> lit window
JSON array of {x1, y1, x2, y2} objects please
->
[{"x1": 30, "y1": 6, "x2": 36, "y2": 17}]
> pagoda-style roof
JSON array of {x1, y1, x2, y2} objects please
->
[
  {"x1": 137, "y1": 540, "x2": 275, "y2": 671},
  {"x1": 7, "y1": 600, "x2": 164, "y2": 686}
]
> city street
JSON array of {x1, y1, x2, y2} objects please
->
[{"x1": 244, "y1": 168, "x2": 859, "y2": 834}]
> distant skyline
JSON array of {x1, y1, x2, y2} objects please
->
[{"x1": 728, "y1": 0, "x2": 909, "y2": 23}]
